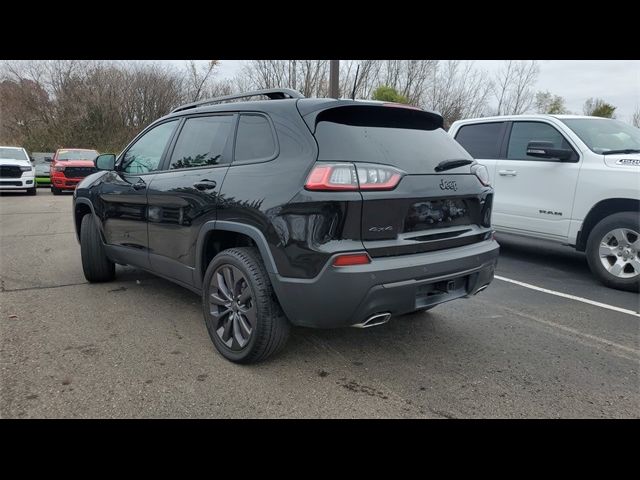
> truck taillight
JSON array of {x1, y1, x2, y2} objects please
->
[{"x1": 305, "y1": 163, "x2": 404, "y2": 191}]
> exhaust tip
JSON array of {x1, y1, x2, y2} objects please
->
[
  {"x1": 352, "y1": 312, "x2": 391, "y2": 328},
  {"x1": 474, "y1": 284, "x2": 490, "y2": 295}
]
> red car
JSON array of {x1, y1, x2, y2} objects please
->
[{"x1": 50, "y1": 148, "x2": 99, "y2": 194}]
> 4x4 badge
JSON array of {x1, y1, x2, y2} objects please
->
[{"x1": 439, "y1": 179, "x2": 457, "y2": 191}]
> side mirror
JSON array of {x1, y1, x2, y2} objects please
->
[
  {"x1": 526, "y1": 141, "x2": 573, "y2": 161},
  {"x1": 44, "y1": 157, "x2": 52, "y2": 162},
  {"x1": 95, "y1": 153, "x2": 116, "y2": 171}
]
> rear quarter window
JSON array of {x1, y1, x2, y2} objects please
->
[
  {"x1": 234, "y1": 114, "x2": 277, "y2": 163},
  {"x1": 454, "y1": 122, "x2": 506, "y2": 159}
]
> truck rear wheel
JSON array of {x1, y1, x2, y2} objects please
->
[{"x1": 585, "y1": 212, "x2": 639, "y2": 292}]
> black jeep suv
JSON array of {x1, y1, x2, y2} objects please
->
[{"x1": 73, "y1": 88, "x2": 499, "y2": 363}]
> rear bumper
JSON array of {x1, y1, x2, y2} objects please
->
[{"x1": 271, "y1": 239, "x2": 500, "y2": 328}]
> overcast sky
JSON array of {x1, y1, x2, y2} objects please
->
[{"x1": 170, "y1": 60, "x2": 640, "y2": 122}]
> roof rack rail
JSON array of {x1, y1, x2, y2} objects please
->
[{"x1": 171, "y1": 88, "x2": 305, "y2": 113}]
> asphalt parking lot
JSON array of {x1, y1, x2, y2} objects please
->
[{"x1": 1, "y1": 189, "x2": 638, "y2": 418}]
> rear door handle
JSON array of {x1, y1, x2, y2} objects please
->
[
  {"x1": 498, "y1": 169, "x2": 517, "y2": 176},
  {"x1": 193, "y1": 179, "x2": 217, "y2": 191}
]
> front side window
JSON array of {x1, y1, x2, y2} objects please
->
[
  {"x1": 121, "y1": 120, "x2": 179, "y2": 174},
  {"x1": 507, "y1": 122, "x2": 574, "y2": 160},
  {"x1": 168, "y1": 115, "x2": 234, "y2": 170},
  {"x1": 454, "y1": 122, "x2": 506, "y2": 159},
  {"x1": 234, "y1": 114, "x2": 277, "y2": 162}
]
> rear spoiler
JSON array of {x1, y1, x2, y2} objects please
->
[{"x1": 298, "y1": 100, "x2": 444, "y2": 133}]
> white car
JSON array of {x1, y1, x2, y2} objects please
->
[
  {"x1": 0, "y1": 146, "x2": 37, "y2": 195},
  {"x1": 449, "y1": 115, "x2": 640, "y2": 292}
]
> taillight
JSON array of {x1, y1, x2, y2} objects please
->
[
  {"x1": 471, "y1": 163, "x2": 490, "y2": 187},
  {"x1": 305, "y1": 163, "x2": 404, "y2": 191},
  {"x1": 356, "y1": 165, "x2": 403, "y2": 190},
  {"x1": 332, "y1": 252, "x2": 371, "y2": 267},
  {"x1": 304, "y1": 163, "x2": 358, "y2": 191}
]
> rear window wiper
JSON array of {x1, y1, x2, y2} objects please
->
[
  {"x1": 602, "y1": 149, "x2": 640, "y2": 155},
  {"x1": 434, "y1": 159, "x2": 474, "y2": 172}
]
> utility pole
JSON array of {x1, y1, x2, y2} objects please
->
[
  {"x1": 291, "y1": 60, "x2": 297, "y2": 91},
  {"x1": 329, "y1": 60, "x2": 339, "y2": 98}
]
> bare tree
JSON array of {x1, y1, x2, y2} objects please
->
[
  {"x1": 240, "y1": 60, "x2": 292, "y2": 91},
  {"x1": 184, "y1": 60, "x2": 220, "y2": 102},
  {"x1": 298, "y1": 60, "x2": 329, "y2": 97},
  {"x1": 423, "y1": 61, "x2": 493, "y2": 127},
  {"x1": 239, "y1": 60, "x2": 331, "y2": 98},
  {"x1": 232, "y1": 73, "x2": 253, "y2": 96},
  {"x1": 202, "y1": 78, "x2": 234, "y2": 99},
  {"x1": 377, "y1": 60, "x2": 437, "y2": 105},
  {"x1": 492, "y1": 60, "x2": 539, "y2": 115},
  {"x1": 339, "y1": 60, "x2": 382, "y2": 100},
  {"x1": 1, "y1": 59, "x2": 537, "y2": 153},
  {"x1": 632, "y1": 106, "x2": 640, "y2": 128},
  {"x1": 238, "y1": 60, "x2": 439, "y2": 104},
  {"x1": 1, "y1": 60, "x2": 186, "y2": 152}
]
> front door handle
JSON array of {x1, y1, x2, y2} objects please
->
[
  {"x1": 498, "y1": 169, "x2": 518, "y2": 176},
  {"x1": 193, "y1": 179, "x2": 217, "y2": 191}
]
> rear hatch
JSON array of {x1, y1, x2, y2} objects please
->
[{"x1": 305, "y1": 103, "x2": 493, "y2": 257}]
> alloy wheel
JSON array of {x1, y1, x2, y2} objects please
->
[
  {"x1": 598, "y1": 228, "x2": 640, "y2": 279},
  {"x1": 209, "y1": 264, "x2": 256, "y2": 350}
]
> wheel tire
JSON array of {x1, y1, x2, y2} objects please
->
[
  {"x1": 27, "y1": 186, "x2": 37, "y2": 195},
  {"x1": 51, "y1": 186, "x2": 61, "y2": 195},
  {"x1": 80, "y1": 214, "x2": 115, "y2": 283},
  {"x1": 585, "y1": 212, "x2": 639, "y2": 292},
  {"x1": 202, "y1": 247, "x2": 290, "y2": 364}
]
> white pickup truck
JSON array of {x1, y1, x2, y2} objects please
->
[
  {"x1": 449, "y1": 114, "x2": 640, "y2": 292},
  {"x1": 0, "y1": 146, "x2": 37, "y2": 195}
]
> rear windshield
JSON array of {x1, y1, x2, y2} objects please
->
[
  {"x1": 0, "y1": 148, "x2": 27, "y2": 161},
  {"x1": 57, "y1": 150, "x2": 99, "y2": 161},
  {"x1": 313, "y1": 106, "x2": 471, "y2": 174}
]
